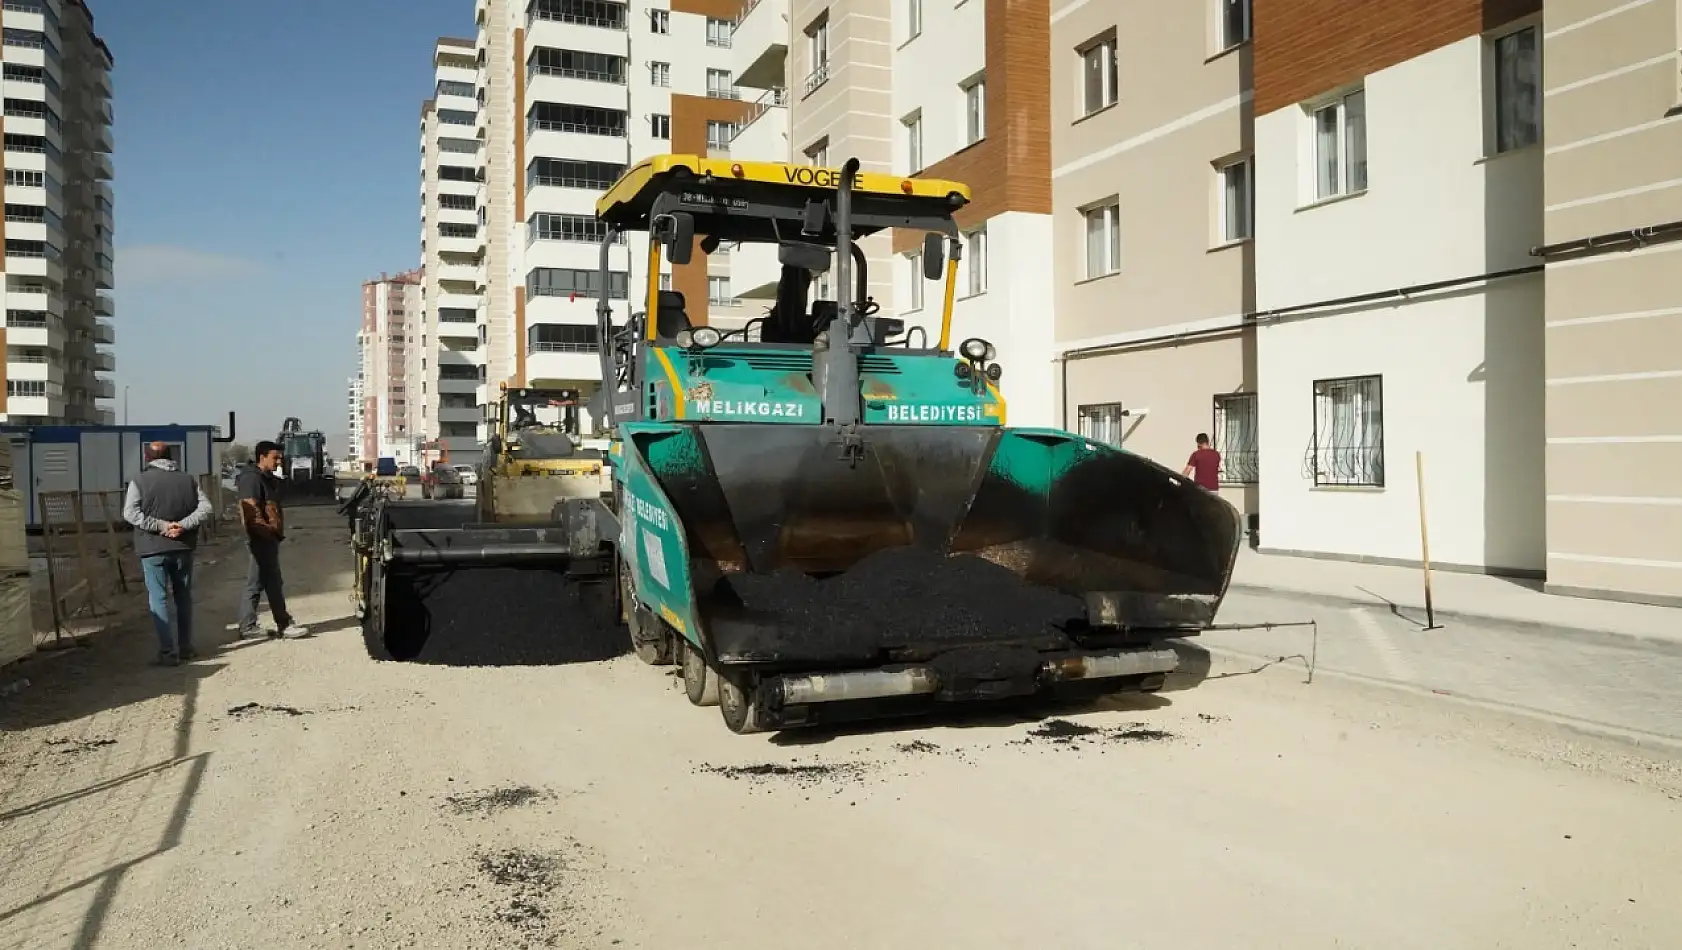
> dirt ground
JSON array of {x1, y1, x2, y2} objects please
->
[{"x1": 2, "y1": 505, "x2": 1681, "y2": 950}]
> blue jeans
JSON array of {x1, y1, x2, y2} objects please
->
[{"x1": 141, "y1": 551, "x2": 195, "y2": 656}]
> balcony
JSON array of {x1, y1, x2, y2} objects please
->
[
  {"x1": 94, "y1": 293, "x2": 112, "y2": 317},
  {"x1": 93, "y1": 351, "x2": 114, "y2": 372},
  {"x1": 526, "y1": 347, "x2": 602, "y2": 385},
  {"x1": 526, "y1": 0, "x2": 628, "y2": 42},
  {"x1": 436, "y1": 232, "x2": 479, "y2": 256},
  {"x1": 94, "y1": 320, "x2": 114, "y2": 344},
  {"x1": 4, "y1": 394, "x2": 57, "y2": 418},
  {"x1": 438, "y1": 405, "x2": 481, "y2": 424},
  {"x1": 6, "y1": 354, "x2": 62, "y2": 383},
  {"x1": 732, "y1": 0, "x2": 788, "y2": 90},
  {"x1": 437, "y1": 316, "x2": 479, "y2": 339},
  {"x1": 433, "y1": 260, "x2": 478, "y2": 284},
  {"x1": 729, "y1": 88, "x2": 787, "y2": 163},
  {"x1": 525, "y1": 105, "x2": 630, "y2": 165},
  {"x1": 93, "y1": 378, "x2": 114, "y2": 399},
  {"x1": 438, "y1": 371, "x2": 481, "y2": 394}
]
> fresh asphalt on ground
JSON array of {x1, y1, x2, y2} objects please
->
[{"x1": 0, "y1": 503, "x2": 1678, "y2": 949}]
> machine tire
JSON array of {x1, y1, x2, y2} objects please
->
[
  {"x1": 620, "y1": 557, "x2": 673, "y2": 666},
  {"x1": 718, "y1": 672, "x2": 766, "y2": 734},
  {"x1": 681, "y1": 639, "x2": 720, "y2": 706}
]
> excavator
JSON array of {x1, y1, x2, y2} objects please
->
[
  {"x1": 278, "y1": 417, "x2": 336, "y2": 504},
  {"x1": 354, "y1": 154, "x2": 1242, "y2": 731}
]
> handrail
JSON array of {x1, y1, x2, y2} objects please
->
[{"x1": 729, "y1": 87, "x2": 787, "y2": 143}]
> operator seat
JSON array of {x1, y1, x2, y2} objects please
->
[
  {"x1": 761, "y1": 265, "x2": 815, "y2": 343},
  {"x1": 655, "y1": 290, "x2": 692, "y2": 340}
]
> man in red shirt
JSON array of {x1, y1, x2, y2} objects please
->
[{"x1": 1182, "y1": 432, "x2": 1222, "y2": 491}]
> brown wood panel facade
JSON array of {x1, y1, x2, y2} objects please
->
[
  {"x1": 670, "y1": 92, "x2": 753, "y2": 325},
  {"x1": 672, "y1": 0, "x2": 743, "y2": 19},
  {"x1": 891, "y1": 0, "x2": 1051, "y2": 254},
  {"x1": 1254, "y1": 0, "x2": 1541, "y2": 115}
]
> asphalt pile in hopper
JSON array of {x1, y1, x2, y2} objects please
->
[{"x1": 722, "y1": 546, "x2": 1085, "y2": 653}]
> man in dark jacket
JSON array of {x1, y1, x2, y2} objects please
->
[
  {"x1": 124, "y1": 441, "x2": 216, "y2": 666},
  {"x1": 235, "y1": 440, "x2": 310, "y2": 640}
]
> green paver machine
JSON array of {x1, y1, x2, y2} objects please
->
[{"x1": 588, "y1": 154, "x2": 1245, "y2": 733}]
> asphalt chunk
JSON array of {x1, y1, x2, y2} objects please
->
[
  {"x1": 1019, "y1": 718, "x2": 1177, "y2": 749},
  {"x1": 893, "y1": 739, "x2": 943, "y2": 755},
  {"x1": 226, "y1": 703, "x2": 309, "y2": 718},
  {"x1": 696, "y1": 761, "x2": 874, "y2": 789},
  {"x1": 474, "y1": 847, "x2": 568, "y2": 945},
  {"x1": 444, "y1": 784, "x2": 553, "y2": 815},
  {"x1": 44, "y1": 736, "x2": 116, "y2": 755},
  {"x1": 1028, "y1": 719, "x2": 1102, "y2": 742}
]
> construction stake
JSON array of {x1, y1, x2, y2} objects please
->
[{"x1": 1416, "y1": 451, "x2": 1441, "y2": 630}]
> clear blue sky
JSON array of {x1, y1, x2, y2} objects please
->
[{"x1": 105, "y1": 0, "x2": 471, "y2": 452}]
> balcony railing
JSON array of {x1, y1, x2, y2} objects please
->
[
  {"x1": 731, "y1": 88, "x2": 787, "y2": 145},
  {"x1": 528, "y1": 63, "x2": 626, "y2": 85},
  {"x1": 526, "y1": 0, "x2": 627, "y2": 31},
  {"x1": 732, "y1": 0, "x2": 764, "y2": 31},
  {"x1": 528, "y1": 341, "x2": 599, "y2": 353},
  {"x1": 803, "y1": 62, "x2": 830, "y2": 96}
]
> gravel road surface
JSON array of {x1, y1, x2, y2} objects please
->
[{"x1": 2, "y1": 506, "x2": 1679, "y2": 949}]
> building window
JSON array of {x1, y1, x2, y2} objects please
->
[
  {"x1": 804, "y1": 136, "x2": 829, "y2": 167},
  {"x1": 1079, "y1": 36, "x2": 1117, "y2": 116},
  {"x1": 528, "y1": 212, "x2": 616, "y2": 243},
  {"x1": 908, "y1": 0, "x2": 922, "y2": 39},
  {"x1": 1217, "y1": 157, "x2": 1252, "y2": 242},
  {"x1": 708, "y1": 276, "x2": 734, "y2": 307},
  {"x1": 527, "y1": 157, "x2": 625, "y2": 190},
  {"x1": 962, "y1": 74, "x2": 986, "y2": 146},
  {"x1": 706, "y1": 68, "x2": 738, "y2": 99},
  {"x1": 651, "y1": 113, "x2": 671, "y2": 139},
  {"x1": 529, "y1": 48, "x2": 628, "y2": 83},
  {"x1": 964, "y1": 225, "x2": 987, "y2": 296},
  {"x1": 707, "y1": 119, "x2": 738, "y2": 149},
  {"x1": 1211, "y1": 393, "x2": 1258, "y2": 484},
  {"x1": 706, "y1": 17, "x2": 732, "y2": 46},
  {"x1": 1079, "y1": 403, "x2": 1126, "y2": 448},
  {"x1": 659, "y1": 273, "x2": 673, "y2": 291},
  {"x1": 527, "y1": 266, "x2": 630, "y2": 299},
  {"x1": 1311, "y1": 375, "x2": 1384, "y2": 487},
  {"x1": 650, "y1": 61, "x2": 670, "y2": 87},
  {"x1": 905, "y1": 253, "x2": 924, "y2": 311},
  {"x1": 1082, "y1": 201, "x2": 1119, "y2": 279},
  {"x1": 805, "y1": 15, "x2": 831, "y2": 95},
  {"x1": 1218, "y1": 0, "x2": 1251, "y2": 50},
  {"x1": 1313, "y1": 89, "x2": 1367, "y2": 200},
  {"x1": 1492, "y1": 26, "x2": 1540, "y2": 153},
  {"x1": 649, "y1": 8, "x2": 669, "y2": 33},
  {"x1": 903, "y1": 112, "x2": 922, "y2": 172}
]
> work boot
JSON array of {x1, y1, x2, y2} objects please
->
[{"x1": 277, "y1": 623, "x2": 312, "y2": 640}]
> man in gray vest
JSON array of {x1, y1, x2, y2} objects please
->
[{"x1": 123, "y1": 441, "x2": 215, "y2": 666}]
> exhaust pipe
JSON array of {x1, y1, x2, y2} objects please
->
[{"x1": 762, "y1": 646, "x2": 1180, "y2": 706}]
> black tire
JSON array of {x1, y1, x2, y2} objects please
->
[
  {"x1": 681, "y1": 639, "x2": 720, "y2": 706},
  {"x1": 718, "y1": 672, "x2": 766, "y2": 734}
]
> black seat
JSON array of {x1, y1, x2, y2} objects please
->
[{"x1": 656, "y1": 290, "x2": 692, "y2": 339}]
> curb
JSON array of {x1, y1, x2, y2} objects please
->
[
  {"x1": 1197, "y1": 641, "x2": 1682, "y2": 756},
  {"x1": 1224, "y1": 582, "x2": 1682, "y2": 649}
]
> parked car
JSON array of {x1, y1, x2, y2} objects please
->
[
  {"x1": 421, "y1": 465, "x2": 464, "y2": 500},
  {"x1": 452, "y1": 463, "x2": 477, "y2": 486}
]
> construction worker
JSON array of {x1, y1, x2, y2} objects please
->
[
  {"x1": 234, "y1": 440, "x2": 311, "y2": 640},
  {"x1": 123, "y1": 442, "x2": 216, "y2": 666}
]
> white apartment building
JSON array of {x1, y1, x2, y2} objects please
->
[
  {"x1": 346, "y1": 374, "x2": 363, "y2": 462},
  {"x1": 422, "y1": 37, "x2": 485, "y2": 465},
  {"x1": 1, "y1": 0, "x2": 115, "y2": 425},
  {"x1": 357, "y1": 270, "x2": 424, "y2": 465},
  {"x1": 473, "y1": 0, "x2": 746, "y2": 434}
]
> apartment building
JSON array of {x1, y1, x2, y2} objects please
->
[
  {"x1": 0, "y1": 0, "x2": 115, "y2": 425},
  {"x1": 422, "y1": 37, "x2": 486, "y2": 464},
  {"x1": 346, "y1": 374, "x2": 363, "y2": 463},
  {"x1": 357, "y1": 270, "x2": 424, "y2": 464},
  {"x1": 1535, "y1": 0, "x2": 1682, "y2": 605},
  {"x1": 1052, "y1": 1, "x2": 1254, "y2": 514},
  {"x1": 471, "y1": 0, "x2": 745, "y2": 434}
]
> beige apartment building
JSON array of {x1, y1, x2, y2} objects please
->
[
  {"x1": 1536, "y1": 0, "x2": 1682, "y2": 605},
  {"x1": 1051, "y1": 0, "x2": 1254, "y2": 516}
]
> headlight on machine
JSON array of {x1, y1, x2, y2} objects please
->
[
  {"x1": 959, "y1": 337, "x2": 993, "y2": 362},
  {"x1": 691, "y1": 326, "x2": 722, "y2": 348}
]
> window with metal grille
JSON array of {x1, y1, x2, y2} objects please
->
[
  {"x1": 1078, "y1": 403, "x2": 1126, "y2": 448},
  {"x1": 527, "y1": 324, "x2": 601, "y2": 352},
  {"x1": 528, "y1": 212, "x2": 617, "y2": 244},
  {"x1": 1212, "y1": 392, "x2": 1258, "y2": 484},
  {"x1": 527, "y1": 0, "x2": 628, "y2": 30},
  {"x1": 438, "y1": 194, "x2": 476, "y2": 211},
  {"x1": 1309, "y1": 375, "x2": 1383, "y2": 486},
  {"x1": 526, "y1": 158, "x2": 625, "y2": 190},
  {"x1": 526, "y1": 266, "x2": 629, "y2": 299},
  {"x1": 438, "y1": 223, "x2": 478, "y2": 239},
  {"x1": 526, "y1": 102, "x2": 626, "y2": 136},
  {"x1": 528, "y1": 47, "x2": 627, "y2": 83}
]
